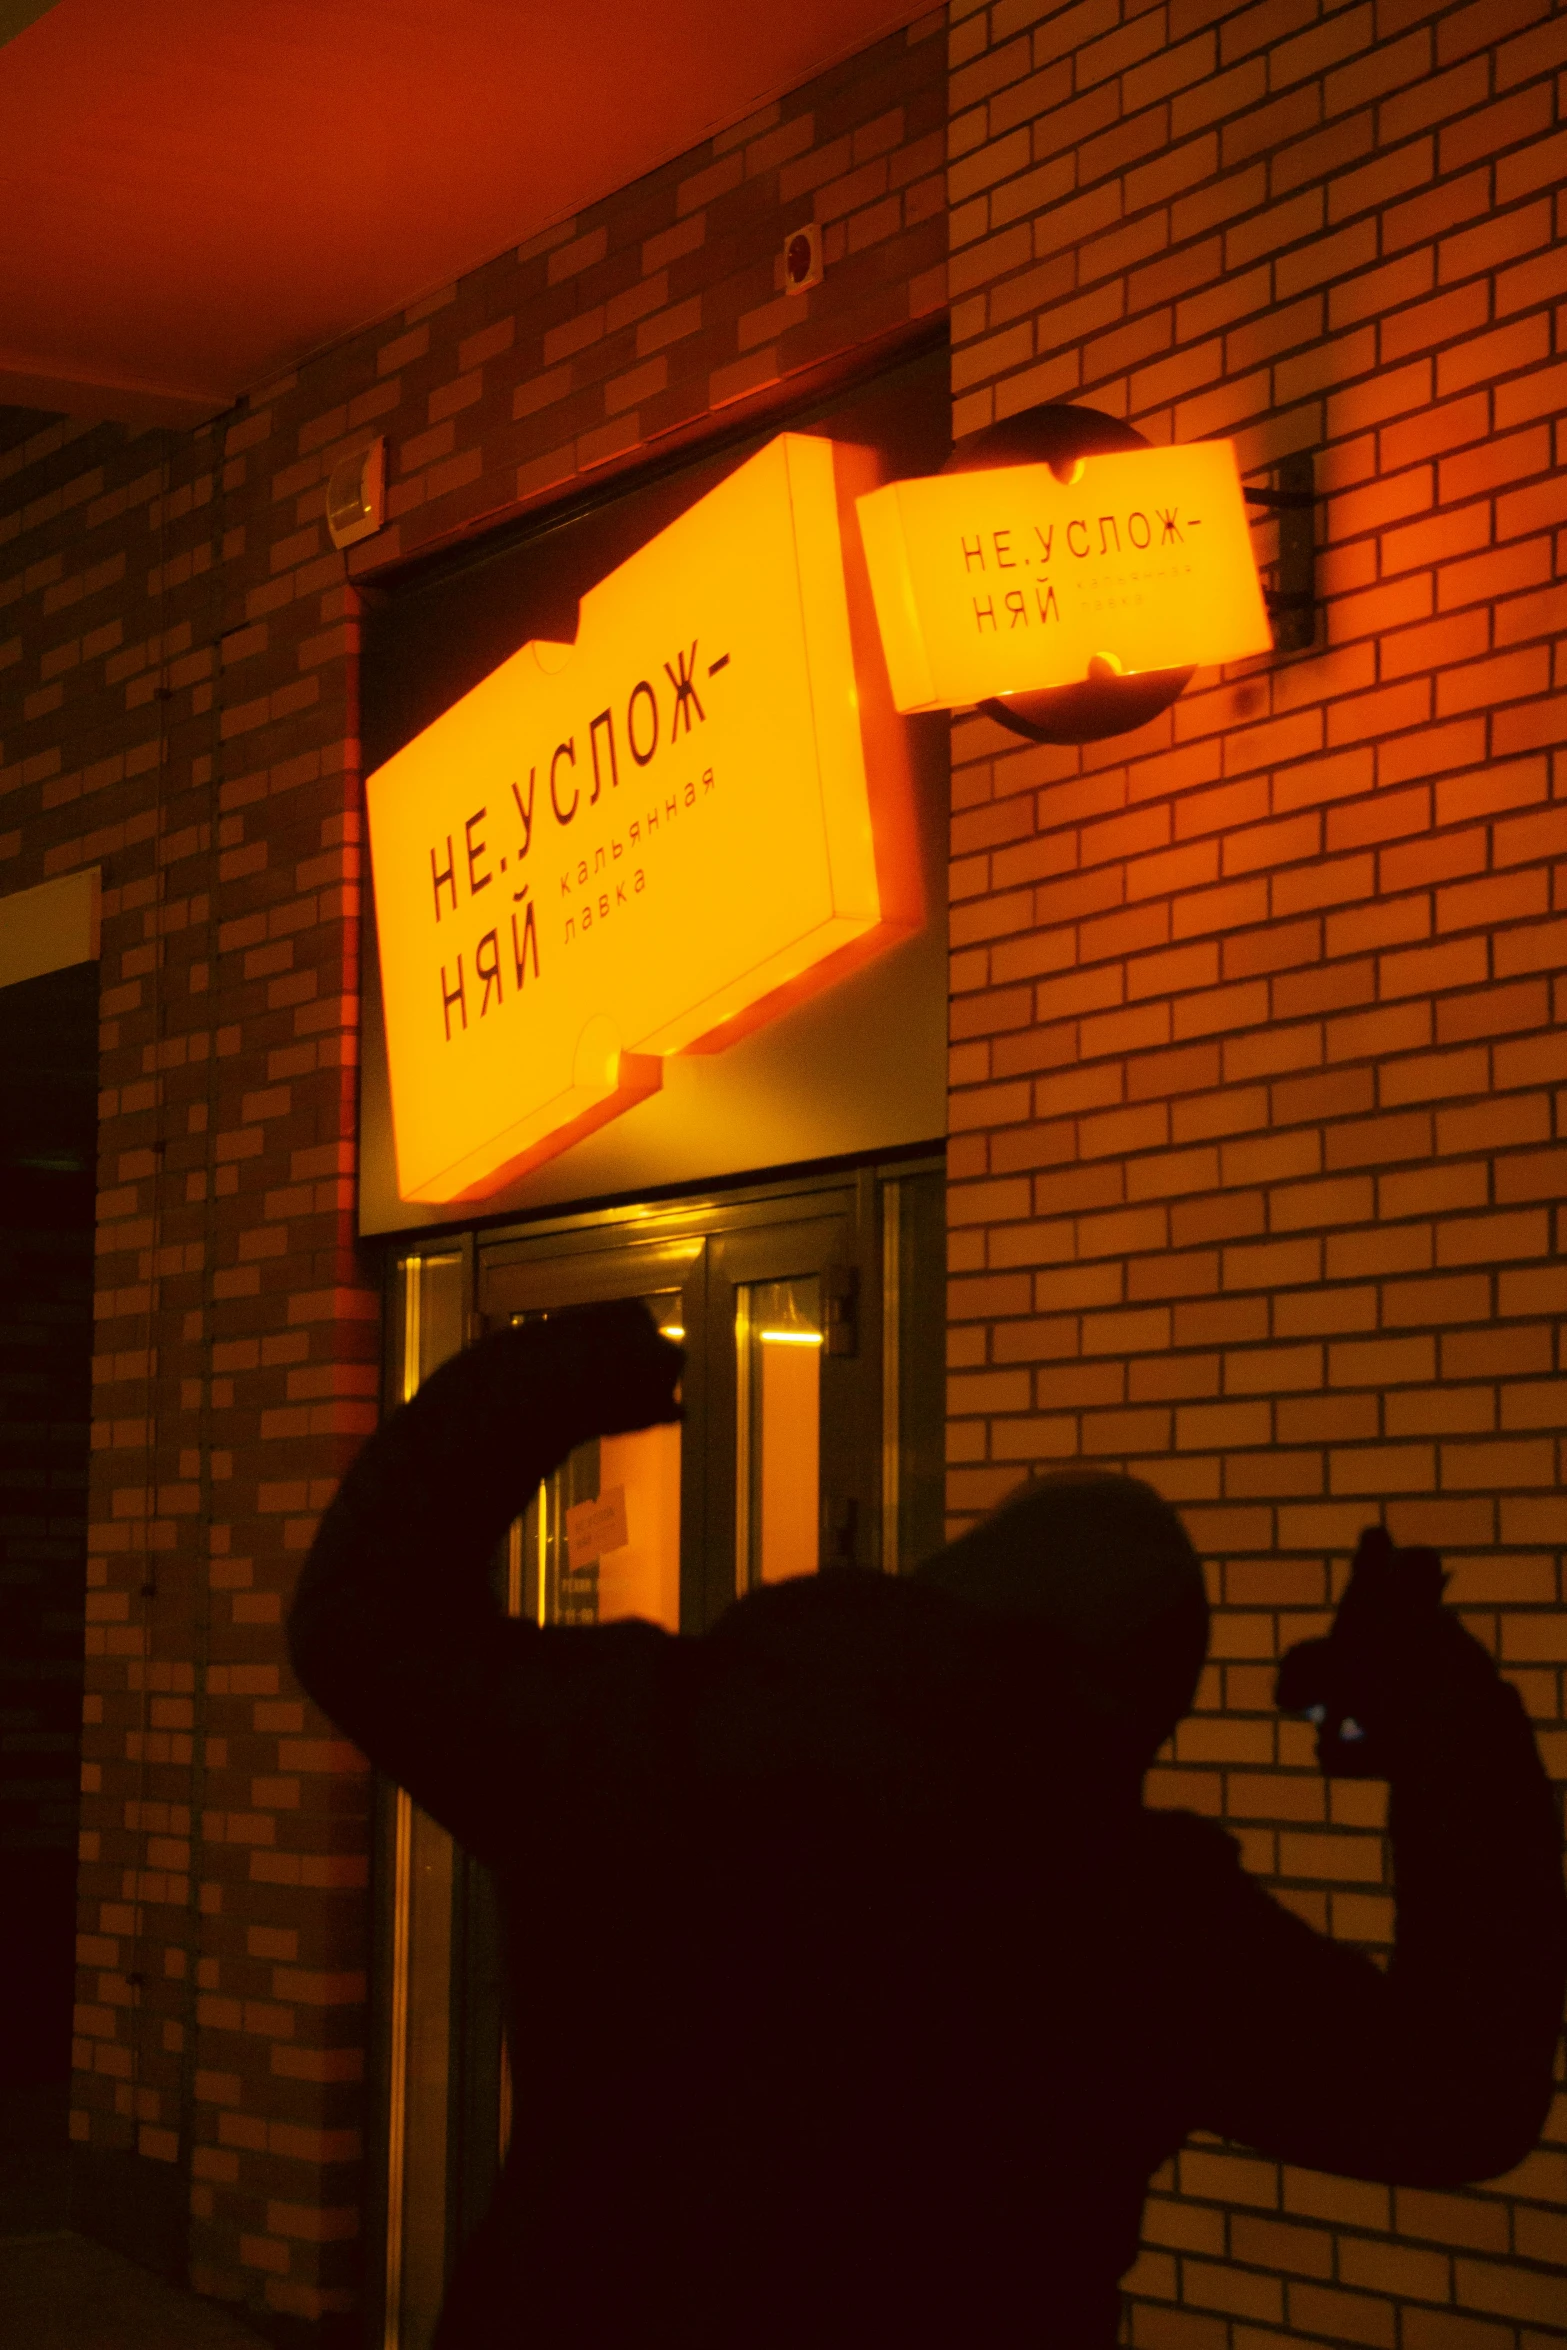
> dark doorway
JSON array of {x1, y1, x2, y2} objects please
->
[{"x1": 0, "y1": 958, "x2": 97, "y2": 2143}]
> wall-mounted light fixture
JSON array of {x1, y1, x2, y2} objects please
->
[
  {"x1": 784, "y1": 222, "x2": 823, "y2": 294},
  {"x1": 326, "y1": 436, "x2": 387, "y2": 552}
]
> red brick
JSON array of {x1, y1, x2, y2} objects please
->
[
  {"x1": 1446, "y1": 317, "x2": 1553, "y2": 406},
  {"x1": 1080, "y1": 1003, "x2": 1173, "y2": 1061},
  {"x1": 1441, "y1": 80, "x2": 1555, "y2": 179},
  {"x1": 1126, "y1": 1045, "x2": 1223, "y2": 1106},
  {"x1": 1493, "y1": 692, "x2": 1567, "y2": 754},
  {"x1": 1157, "y1": 1051, "x2": 1261, "y2": 1137},
  {"x1": 1437, "y1": 867, "x2": 1550, "y2": 934},
  {"x1": 1495, "y1": 803, "x2": 1567, "y2": 869},
  {"x1": 1495, "y1": 580, "x2": 1563, "y2": 650},
  {"x1": 1441, "y1": 422, "x2": 1553, "y2": 505},
  {"x1": 1269, "y1": 853, "x2": 1376, "y2": 920},
  {"x1": 987, "y1": 61, "x2": 1075, "y2": 141},
  {"x1": 1333, "y1": 247, "x2": 1436, "y2": 340},
  {"x1": 1440, "y1": 985, "x2": 1550, "y2": 1053},
  {"x1": 1443, "y1": 1437, "x2": 1557, "y2": 1491},
  {"x1": 1495, "y1": 1145, "x2": 1567, "y2": 1205},
  {"x1": 1498, "y1": 0, "x2": 1567, "y2": 83},
  {"x1": 1168, "y1": 159, "x2": 1270, "y2": 249},
  {"x1": 1379, "y1": 826, "x2": 1487, "y2": 895},
  {"x1": 1080, "y1": 904, "x2": 1174, "y2": 964},
  {"x1": 1222, "y1": 1237, "x2": 1323, "y2": 1303},
  {"x1": 1325, "y1": 786, "x2": 1434, "y2": 857}
]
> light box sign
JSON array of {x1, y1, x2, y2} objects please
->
[
  {"x1": 855, "y1": 440, "x2": 1271, "y2": 713},
  {"x1": 365, "y1": 434, "x2": 915, "y2": 1206}
]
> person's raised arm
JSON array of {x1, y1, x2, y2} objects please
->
[
  {"x1": 286, "y1": 1301, "x2": 683, "y2": 1861},
  {"x1": 1183, "y1": 1528, "x2": 1566, "y2": 2186}
]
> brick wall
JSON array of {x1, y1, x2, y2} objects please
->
[
  {"x1": 0, "y1": 17, "x2": 945, "y2": 2337},
  {"x1": 944, "y1": 0, "x2": 1567, "y2": 2343},
  {"x1": 5, "y1": 0, "x2": 1564, "y2": 2338},
  {"x1": 0, "y1": 394, "x2": 382, "y2": 2327}
]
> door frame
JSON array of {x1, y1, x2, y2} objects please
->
[{"x1": 368, "y1": 1149, "x2": 944, "y2": 2347}]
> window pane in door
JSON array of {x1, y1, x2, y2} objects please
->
[
  {"x1": 737, "y1": 1275, "x2": 821, "y2": 1593},
  {"x1": 509, "y1": 1296, "x2": 682, "y2": 1633},
  {"x1": 595, "y1": 1419, "x2": 681, "y2": 1627}
]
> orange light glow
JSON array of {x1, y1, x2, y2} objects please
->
[
  {"x1": 366, "y1": 433, "x2": 916, "y2": 1204},
  {"x1": 589, "y1": 1435, "x2": 681, "y2": 1633},
  {"x1": 855, "y1": 439, "x2": 1272, "y2": 714}
]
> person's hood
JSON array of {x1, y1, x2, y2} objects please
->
[{"x1": 914, "y1": 1470, "x2": 1209, "y2": 1760}]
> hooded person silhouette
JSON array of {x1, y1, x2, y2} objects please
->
[
  {"x1": 916, "y1": 1466, "x2": 1210, "y2": 1759},
  {"x1": 289, "y1": 1302, "x2": 1565, "y2": 2349}
]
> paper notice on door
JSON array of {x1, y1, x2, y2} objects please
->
[{"x1": 564, "y1": 1486, "x2": 629, "y2": 1573}]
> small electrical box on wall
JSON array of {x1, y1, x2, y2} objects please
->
[
  {"x1": 326, "y1": 437, "x2": 387, "y2": 551},
  {"x1": 783, "y1": 222, "x2": 823, "y2": 294},
  {"x1": 1245, "y1": 453, "x2": 1317, "y2": 653}
]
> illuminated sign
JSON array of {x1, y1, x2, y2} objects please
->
[
  {"x1": 366, "y1": 434, "x2": 914, "y2": 1204},
  {"x1": 855, "y1": 440, "x2": 1271, "y2": 714}
]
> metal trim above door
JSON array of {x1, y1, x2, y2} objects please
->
[{"x1": 480, "y1": 1234, "x2": 703, "y2": 1317}]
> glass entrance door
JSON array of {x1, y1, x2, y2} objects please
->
[{"x1": 376, "y1": 1164, "x2": 944, "y2": 2348}]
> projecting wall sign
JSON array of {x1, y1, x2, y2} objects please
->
[
  {"x1": 365, "y1": 433, "x2": 915, "y2": 1206},
  {"x1": 855, "y1": 439, "x2": 1272, "y2": 715}
]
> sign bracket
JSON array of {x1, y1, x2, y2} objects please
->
[{"x1": 1247, "y1": 453, "x2": 1317, "y2": 654}]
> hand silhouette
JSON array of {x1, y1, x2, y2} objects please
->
[
  {"x1": 1277, "y1": 1525, "x2": 1496, "y2": 1778},
  {"x1": 535, "y1": 1297, "x2": 685, "y2": 1437}
]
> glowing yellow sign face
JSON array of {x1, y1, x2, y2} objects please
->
[
  {"x1": 855, "y1": 440, "x2": 1272, "y2": 713},
  {"x1": 366, "y1": 434, "x2": 913, "y2": 1204}
]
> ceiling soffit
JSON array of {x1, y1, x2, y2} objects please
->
[{"x1": 0, "y1": 0, "x2": 927, "y2": 428}]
